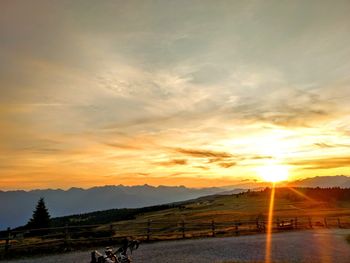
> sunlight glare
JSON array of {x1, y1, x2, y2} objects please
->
[{"x1": 257, "y1": 164, "x2": 289, "y2": 183}]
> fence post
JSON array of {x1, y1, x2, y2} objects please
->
[
  {"x1": 294, "y1": 217, "x2": 298, "y2": 229},
  {"x1": 5, "y1": 227, "x2": 11, "y2": 253},
  {"x1": 235, "y1": 222, "x2": 239, "y2": 236},
  {"x1": 109, "y1": 224, "x2": 114, "y2": 242},
  {"x1": 256, "y1": 218, "x2": 259, "y2": 231},
  {"x1": 308, "y1": 217, "x2": 312, "y2": 228},
  {"x1": 338, "y1": 218, "x2": 341, "y2": 228},
  {"x1": 181, "y1": 220, "x2": 185, "y2": 239},
  {"x1": 211, "y1": 220, "x2": 215, "y2": 237},
  {"x1": 64, "y1": 224, "x2": 69, "y2": 248},
  {"x1": 324, "y1": 217, "x2": 328, "y2": 228},
  {"x1": 146, "y1": 220, "x2": 151, "y2": 241}
]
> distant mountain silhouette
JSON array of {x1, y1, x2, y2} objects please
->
[
  {"x1": 2, "y1": 175, "x2": 349, "y2": 230},
  {"x1": 0, "y1": 185, "x2": 242, "y2": 229},
  {"x1": 228, "y1": 175, "x2": 350, "y2": 189},
  {"x1": 288, "y1": 175, "x2": 350, "y2": 188}
]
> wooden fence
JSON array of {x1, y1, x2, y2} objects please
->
[{"x1": 1, "y1": 215, "x2": 350, "y2": 256}]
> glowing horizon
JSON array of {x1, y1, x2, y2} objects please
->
[{"x1": 1, "y1": 1, "x2": 350, "y2": 190}]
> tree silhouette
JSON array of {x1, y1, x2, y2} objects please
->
[{"x1": 27, "y1": 198, "x2": 51, "y2": 229}]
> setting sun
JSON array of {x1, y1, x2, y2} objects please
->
[{"x1": 257, "y1": 164, "x2": 289, "y2": 183}]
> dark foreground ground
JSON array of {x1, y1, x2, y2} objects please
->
[{"x1": 6, "y1": 229, "x2": 350, "y2": 263}]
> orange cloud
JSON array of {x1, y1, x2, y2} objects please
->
[
  {"x1": 157, "y1": 159, "x2": 188, "y2": 166},
  {"x1": 290, "y1": 156, "x2": 350, "y2": 170}
]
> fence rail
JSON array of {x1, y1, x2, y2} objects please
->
[{"x1": 1, "y1": 215, "x2": 350, "y2": 256}]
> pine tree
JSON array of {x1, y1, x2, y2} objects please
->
[{"x1": 27, "y1": 198, "x2": 51, "y2": 229}]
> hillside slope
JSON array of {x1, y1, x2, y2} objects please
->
[{"x1": 0, "y1": 185, "x2": 241, "y2": 229}]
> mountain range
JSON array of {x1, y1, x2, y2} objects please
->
[
  {"x1": 0, "y1": 184, "x2": 242, "y2": 229},
  {"x1": 1, "y1": 175, "x2": 349, "y2": 230},
  {"x1": 288, "y1": 175, "x2": 350, "y2": 188}
]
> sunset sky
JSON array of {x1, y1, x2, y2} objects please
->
[{"x1": 1, "y1": 0, "x2": 350, "y2": 190}]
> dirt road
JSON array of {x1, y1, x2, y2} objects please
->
[{"x1": 7, "y1": 229, "x2": 350, "y2": 263}]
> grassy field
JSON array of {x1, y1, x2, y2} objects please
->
[
  {"x1": 90, "y1": 187, "x2": 350, "y2": 239},
  {"x1": 114, "y1": 187, "x2": 350, "y2": 223}
]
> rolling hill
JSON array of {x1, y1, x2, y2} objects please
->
[
  {"x1": 0, "y1": 185, "x2": 243, "y2": 229},
  {"x1": 1, "y1": 175, "x2": 349, "y2": 230}
]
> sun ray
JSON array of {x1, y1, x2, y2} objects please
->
[
  {"x1": 265, "y1": 183, "x2": 276, "y2": 263},
  {"x1": 287, "y1": 187, "x2": 316, "y2": 202}
]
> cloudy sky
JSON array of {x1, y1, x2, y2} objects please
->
[{"x1": 1, "y1": 0, "x2": 350, "y2": 190}]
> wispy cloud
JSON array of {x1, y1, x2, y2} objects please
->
[
  {"x1": 157, "y1": 159, "x2": 188, "y2": 166},
  {"x1": 104, "y1": 142, "x2": 142, "y2": 150},
  {"x1": 313, "y1": 142, "x2": 350, "y2": 148},
  {"x1": 1, "y1": 0, "x2": 350, "y2": 189},
  {"x1": 218, "y1": 162, "x2": 237, "y2": 168},
  {"x1": 290, "y1": 157, "x2": 350, "y2": 170},
  {"x1": 175, "y1": 148, "x2": 233, "y2": 159}
]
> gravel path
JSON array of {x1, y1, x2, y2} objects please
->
[{"x1": 6, "y1": 229, "x2": 350, "y2": 263}]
